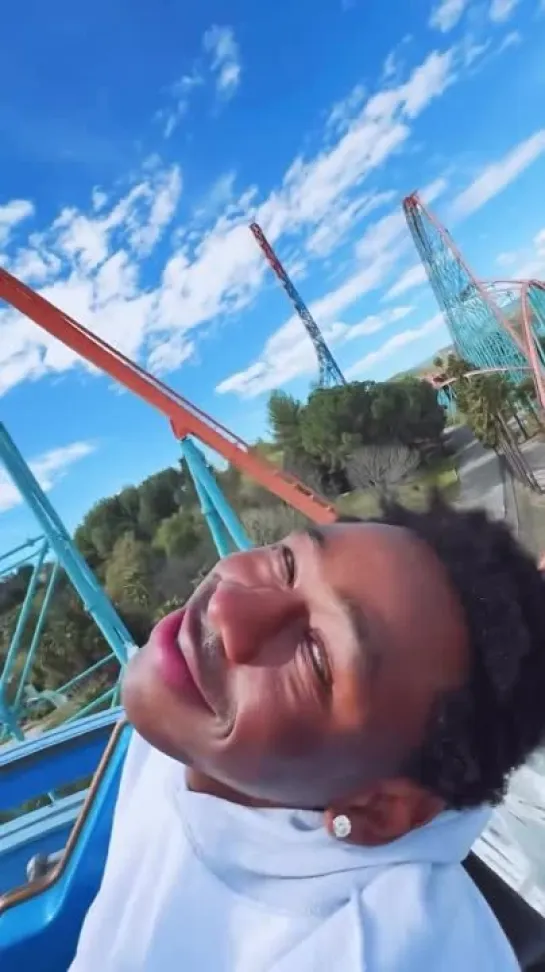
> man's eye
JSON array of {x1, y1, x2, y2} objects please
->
[
  {"x1": 305, "y1": 633, "x2": 332, "y2": 692},
  {"x1": 280, "y1": 544, "x2": 296, "y2": 586}
]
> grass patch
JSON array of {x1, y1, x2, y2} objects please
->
[
  {"x1": 417, "y1": 456, "x2": 459, "y2": 497},
  {"x1": 336, "y1": 456, "x2": 459, "y2": 519},
  {"x1": 337, "y1": 490, "x2": 382, "y2": 518}
]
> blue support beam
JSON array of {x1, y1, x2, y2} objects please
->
[
  {"x1": 0, "y1": 424, "x2": 136, "y2": 742},
  {"x1": 0, "y1": 425, "x2": 135, "y2": 666},
  {"x1": 179, "y1": 437, "x2": 252, "y2": 556}
]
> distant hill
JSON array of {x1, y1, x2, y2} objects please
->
[{"x1": 392, "y1": 344, "x2": 454, "y2": 381}]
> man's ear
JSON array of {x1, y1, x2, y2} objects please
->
[{"x1": 325, "y1": 779, "x2": 445, "y2": 847}]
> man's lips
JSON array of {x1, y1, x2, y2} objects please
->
[
  {"x1": 180, "y1": 582, "x2": 231, "y2": 720},
  {"x1": 151, "y1": 607, "x2": 212, "y2": 711}
]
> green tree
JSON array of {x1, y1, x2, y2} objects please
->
[
  {"x1": 267, "y1": 391, "x2": 304, "y2": 455},
  {"x1": 300, "y1": 386, "x2": 360, "y2": 464},
  {"x1": 118, "y1": 485, "x2": 141, "y2": 524},
  {"x1": 33, "y1": 588, "x2": 108, "y2": 690},
  {"x1": 137, "y1": 467, "x2": 188, "y2": 536},
  {"x1": 297, "y1": 380, "x2": 444, "y2": 466},
  {"x1": 441, "y1": 354, "x2": 540, "y2": 489},
  {"x1": 75, "y1": 496, "x2": 134, "y2": 563},
  {"x1": 391, "y1": 377, "x2": 446, "y2": 446},
  {"x1": 154, "y1": 510, "x2": 201, "y2": 558},
  {"x1": 441, "y1": 354, "x2": 509, "y2": 451},
  {"x1": 0, "y1": 563, "x2": 34, "y2": 613},
  {"x1": 105, "y1": 532, "x2": 156, "y2": 609}
]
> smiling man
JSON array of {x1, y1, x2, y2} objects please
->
[{"x1": 70, "y1": 497, "x2": 545, "y2": 971}]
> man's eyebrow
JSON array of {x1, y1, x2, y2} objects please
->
[
  {"x1": 299, "y1": 525, "x2": 327, "y2": 549},
  {"x1": 342, "y1": 595, "x2": 382, "y2": 677},
  {"x1": 341, "y1": 596, "x2": 370, "y2": 649}
]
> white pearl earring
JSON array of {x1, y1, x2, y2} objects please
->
[{"x1": 332, "y1": 814, "x2": 352, "y2": 840}]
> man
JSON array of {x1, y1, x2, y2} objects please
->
[{"x1": 70, "y1": 496, "x2": 545, "y2": 970}]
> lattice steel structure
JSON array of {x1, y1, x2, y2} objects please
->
[
  {"x1": 0, "y1": 424, "x2": 135, "y2": 743},
  {"x1": 250, "y1": 222, "x2": 346, "y2": 388},
  {"x1": 403, "y1": 194, "x2": 545, "y2": 411},
  {"x1": 485, "y1": 279, "x2": 545, "y2": 388}
]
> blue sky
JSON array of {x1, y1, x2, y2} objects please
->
[{"x1": 1, "y1": 0, "x2": 545, "y2": 547}]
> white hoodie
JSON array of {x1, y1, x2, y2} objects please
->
[{"x1": 69, "y1": 730, "x2": 518, "y2": 971}]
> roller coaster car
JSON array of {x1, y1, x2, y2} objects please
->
[
  {"x1": 1, "y1": 724, "x2": 545, "y2": 972},
  {"x1": 0, "y1": 718, "x2": 131, "y2": 971}
]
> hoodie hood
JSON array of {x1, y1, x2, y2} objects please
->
[
  {"x1": 174, "y1": 773, "x2": 492, "y2": 915},
  {"x1": 71, "y1": 731, "x2": 516, "y2": 972}
]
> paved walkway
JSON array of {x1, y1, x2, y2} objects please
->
[{"x1": 446, "y1": 426, "x2": 506, "y2": 520}]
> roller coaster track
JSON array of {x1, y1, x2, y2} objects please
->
[{"x1": 0, "y1": 267, "x2": 337, "y2": 525}]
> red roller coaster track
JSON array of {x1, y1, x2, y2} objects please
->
[{"x1": 0, "y1": 267, "x2": 337, "y2": 525}]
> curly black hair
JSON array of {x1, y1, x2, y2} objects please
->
[{"x1": 340, "y1": 494, "x2": 545, "y2": 810}]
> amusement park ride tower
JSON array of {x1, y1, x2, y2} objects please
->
[
  {"x1": 403, "y1": 193, "x2": 545, "y2": 412},
  {"x1": 250, "y1": 222, "x2": 346, "y2": 388}
]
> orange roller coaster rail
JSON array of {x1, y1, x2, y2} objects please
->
[{"x1": 0, "y1": 267, "x2": 338, "y2": 525}]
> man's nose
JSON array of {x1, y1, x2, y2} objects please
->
[{"x1": 206, "y1": 580, "x2": 301, "y2": 665}]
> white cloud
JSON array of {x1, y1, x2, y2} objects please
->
[
  {"x1": 430, "y1": 0, "x2": 470, "y2": 33},
  {"x1": 255, "y1": 49, "x2": 454, "y2": 254},
  {"x1": 0, "y1": 45, "x2": 465, "y2": 404},
  {"x1": 489, "y1": 0, "x2": 520, "y2": 22},
  {"x1": 92, "y1": 188, "x2": 108, "y2": 212},
  {"x1": 203, "y1": 25, "x2": 241, "y2": 99},
  {"x1": 9, "y1": 247, "x2": 61, "y2": 285},
  {"x1": 50, "y1": 166, "x2": 182, "y2": 271},
  {"x1": 382, "y1": 36, "x2": 413, "y2": 81},
  {"x1": 146, "y1": 333, "x2": 195, "y2": 374},
  {"x1": 337, "y1": 305, "x2": 415, "y2": 341},
  {"x1": 497, "y1": 29, "x2": 522, "y2": 51},
  {"x1": 496, "y1": 250, "x2": 519, "y2": 268},
  {"x1": 156, "y1": 71, "x2": 204, "y2": 139},
  {"x1": 0, "y1": 200, "x2": 34, "y2": 246},
  {"x1": 402, "y1": 50, "x2": 456, "y2": 117},
  {"x1": 305, "y1": 190, "x2": 395, "y2": 257},
  {"x1": 155, "y1": 26, "x2": 241, "y2": 137},
  {"x1": 262, "y1": 119, "x2": 409, "y2": 244},
  {"x1": 382, "y1": 51, "x2": 398, "y2": 81},
  {"x1": 449, "y1": 130, "x2": 545, "y2": 219},
  {"x1": 384, "y1": 263, "x2": 427, "y2": 299},
  {"x1": 461, "y1": 36, "x2": 491, "y2": 68},
  {"x1": 193, "y1": 171, "x2": 237, "y2": 222},
  {"x1": 345, "y1": 313, "x2": 445, "y2": 378},
  {"x1": 0, "y1": 164, "x2": 184, "y2": 394},
  {"x1": 504, "y1": 226, "x2": 545, "y2": 278},
  {"x1": 458, "y1": 24, "x2": 521, "y2": 74},
  {"x1": 0, "y1": 440, "x2": 96, "y2": 513},
  {"x1": 156, "y1": 209, "x2": 265, "y2": 335},
  {"x1": 355, "y1": 176, "x2": 448, "y2": 262},
  {"x1": 129, "y1": 167, "x2": 182, "y2": 255},
  {"x1": 327, "y1": 84, "x2": 367, "y2": 135}
]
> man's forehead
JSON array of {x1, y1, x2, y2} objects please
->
[
  {"x1": 296, "y1": 520, "x2": 395, "y2": 548},
  {"x1": 293, "y1": 521, "x2": 373, "y2": 545}
]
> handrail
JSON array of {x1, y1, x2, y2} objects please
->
[{"x1": 0, "y1": 716, "x2": 128, "y2": 915}]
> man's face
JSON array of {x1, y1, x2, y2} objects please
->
[{"x1": 122, "y1": 522, "x2": 468, "y2": 808}]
